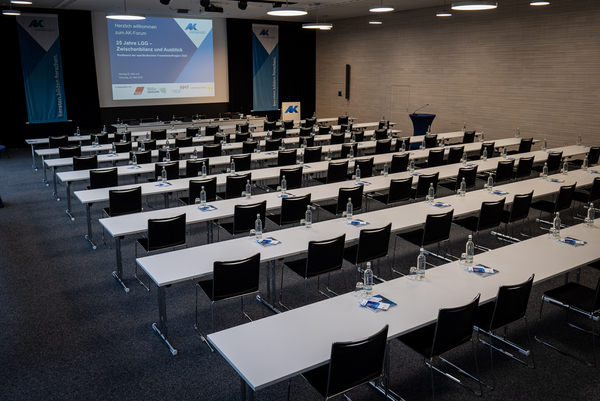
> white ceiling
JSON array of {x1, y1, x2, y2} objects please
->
[{"x1": 3, "y1": 0, "x2": 447, "y2": 22}]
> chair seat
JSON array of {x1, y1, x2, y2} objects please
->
[
  {"x1": 544, "y1": 282, "x2": 598, "y2": 313},
  {"x1": 300, "y1": 364, "x2": 331, "y2": 397},
  {"x1": 367, "y1": 193, "x2": 390, "y2": 205},
  {"x1": 572, "y1": 190, "x2": 591, "y2": 203},
  {"x1": 343, "y1": 244, "x2": 359, "y2": 264},
  {"x1": 500, "y1": 209, "x2": 511, "y2": 223},
  {"x1": 453, "y1": 215, "x2": 479, "y2": 232},
  {"x1": 396, "y1": 229, "x2": 424, "y2": 247},
  {"x1": 218, "y1": 221, "x2": 235, "y2": 236},
  {"x1": 197, "y1": 279, "x2": 214, "y2": 301},
  {"x1": 397, "y1": 321, "x2": 436, "y2": 357},
  {"x1": 284, "y1": 258, "x2": 310, "y2": 277},
  {"x1": 319, "y1": 202, "x2": 339, "y2": 215},
  {"x1": 530, "y1": 200, "x2": 555, "y2": 213},
  {"x1": 473, "y1": 301, "x2": 496, "y2": 330},
  {"x1": 136, "y1": 238, "x2": 149, "y2": 252}
]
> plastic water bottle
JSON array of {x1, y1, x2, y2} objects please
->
[
  {"x1": 582, "y1": 154, "x2": 589, "y2": 171},
  {"x1": 401, "y1": 140, "x2": 406, "y2": 154},
  {"x1": 245, "y1": 180, "x2": 252, "y2": 199},
  {"x1": 479, "y1": 131, "x2": 484, "y2": 143},
  {"x1": 409, "y1": 158, "x2": 415, "y2": 173},
  {"x1": 200, "y1": 186, "x2": 206, "y2": 206},
  {"x1": 487, "y1": 173, "x2": 494, "y2": 192},
  {"x1": 140, "y1": 141, "x2": 145, "y2": 151},
  {"x1": 459, "y1": 177, "x2": 467, "y2": 196},
  {"x1": 304, "y1": 205, "x2": 312, "y2": 228},
  {"x1": 230, "y1": 159, "x2": 236, "y2": 174},
  {"x1": 192, "y1": 147, "x2": 198, "y2": 159},
  {"x1": 165, "y1": 139, "x2": 170, "y2": 149},
  {"x1": 586, "y1": 202, "x2": 595, "y2": 227},
  {"x1": 562, "y1": 158, "x2": 568, "y2": 175},
  {"x1": 542, "y1": 162, "x2": 548, "y2": 178},
  {"x1": 346, "y1": 198, "x2": 353, "y2": 220},
  {"x1": 553, "y1": 212, "x2": 561, "y2": 237},
  {"x1": 121, "y1": 135, "x2": 126, "y2": 143},
  {"x1": 462, "y1": 151, "x2": 468, "y2": 164},
  {"x1": 577, "y1": 133, "x2": 582, "y2": 146},
  {"x1": 146, "y1": 132, "x2": 150, "y2": 141},
  {"x1": 349, "y1": 146, "x2": 355, "y2": 160},
  {"x1": 281, "y1": 175, "x2": 287, "y2": 193},
  {"x1": 465, "y1": 235, "x2": 474, "y2": 264},
  {"x1": 350, "y1": 132, "x2": 356, "y2": 144},
  {"x1": 363, "y1": 262, "x2": 374, "y2": 294},
  {"x1": 302, "y1": 137, "x2": 308, "y2": 148},
  {"x1": 161, "y1": 166, "x2": 167, "y2": 182},
  {"x1": 132, "y1": 153, "x2": 137, "y2": 165},
  {"x1": 502, "y1": 146, "x2": 507, "y2": 159},
  {"x1": 542, "y1": 138, "x2": 547, "y2": 151},
  {"x1": 165, "y1": 149, "x2": 171, "y2": 162},
  {"x1": 462, "y1": 122, "x2": 466, "y2": 133},
  {"x1": 102, "y1": 125, "x2": 107, "y2": 133},
  {"x1": 383, "y1": 162, "x2": 389, "y2": 177},
  {"x1": 111, "y1": 142, "x2": 116, "y2": 154},
  {"x1": 254, "y1": 214, "x2": 262, "y2": 239},
  {"x1": 516, "y1": 127, "x2": 520, "y2": 138},
  {"x1": 355, "y1": 165, "x2": 361, "y2": 182},
  {"x1": 201, "y1": 161, "x2": 207, "y2": 177},
  {"x1": 427, "y1": 183, "x2": 435, "y2": 203},
  {"x1": 417, "y1": 248, "x2": 426, "y2": 280},
  {"x1": 76, "y1": 127, "x2": 80, "y2": 136},
  {"x1": 327, "y1": 148, "x2": 332, "y2": 161},
  {"x1": 482, "y1": 147, "x2": 488, "y2": 161},
  {"x1": 427, "y1": 125, "x2": 431, "y2": 135},
  {"x1": 299, "y1": 153, "x2": 304, "y2": 166}
]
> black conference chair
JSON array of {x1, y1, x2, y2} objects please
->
[
  {"x1": 340, "y1": 143, "x2": 358, "y2": 160},
  {"x1": 530, "y1": 182, "x2": 576, "y2": 228},
  {"x1": 265, "y1": 138, "x2": 282, "y2": 152},
  {"x1": 411, "y1": 172, "x2": 439, "y2": 200},
  {"x1": 263, "y1": 120, "x2": 277, "y2": 131},
  {"x1": 272, "y1": 129, "x2": 287, "y2": 140},
  {"x1": 492, "y1": 159, "x2": 515, "y2": 185},
  {"x1": 395, "y1": 137, "x2": 411, "y2": 153},
  {"x1": 49, "y1": 135, "x2": 68, "y2": 148},
  {"x1": 439, "y1": 166, "x2": 478, "y2": 193},
  {"x1": 242, "y1": 140, "x2": 260, "y2": 154},
  {"x1": 535, "y1": 275, "x2": 600, "y2": 367},
  {"x1": 217, "y1": 172, "x2": 252, "y2": 200},
  {"x1": 350, "y1": 157, "x2": 374, "y2": 180},
  {"x1": 89, "y1": 168, "x2": 118, "y2": 189},
  {"x1": 343, "y1": 223, "x2": 392, "y2": 282},
  {"x1": 195, "y1": 253, "x2": 261, "y2": 351},
  {"x1": 158, "y1": 147, "x2": 179, "y2": 162},
  {"x1": 205, "y1": 125, "x2": 220, "y2": 136},
  {"x1": 570, "y1": 146, "x2": 600, "y2": 169},
  {"x1": 315, "y1": 160, "x2": 348, "y2": 185},
  {"x1": 474, "y1": 275, "x2": 535, "y2": 389},
  {"x1": 303, "y1": 117, "x2": 316, "y2": 128},
  {"x1": 150, "y1": 129, "x2": 167, "y2": 141},
  {"x1": 508, "y1": 137, "x2": 533, "y2": 155},
  {"x1": 303, "y1": 146, "x2": 323, "y2": 164},
  {"x1": 280, "y1": 234, "x2": 346, "y2": 308},
  {"x1": 92, "y1": 132, "x2": 109, "y2": 144},
  {"x1": 284, "y1": 121, "x2": 295, "y2": 130},
  {"x1": 424, "y1": 148, "x2": 445, "y2": 168},
  {"x1": 153, "y1": 161, "x2": 179, "y2": 181},
  {"x1": 184, "y1": 158, "x2": 209, "y2": 178},
  {"x1": 140, "y1": 139, "x2": 157, "y2": 151},
  {"x1": 268, "y1": 166, "x2": 303, "y2": 192},
  {"x1": 299, "y1": 127, "x2": 313, "y2": 137},
  {"x1": 394, "y1": 210, "x2": 454, "y2": 267},
  {"x1": 214, "y1": 133, "x2": 230, "y2": 144},
  {"x1": 101, "y1": 186, "x2": 142, "y2": 247},
  {"x1": 130, "y1": 150, "x2": 152, "y2": 165},
  {"x1": 446, "y1": 146, "x2": 465, "y2": 165},
  {"x1": 534, "y1": 151, "x2": 563, "y2": 175},
  {"x1": 299, "y1": 135, "x2": 315, "y2": 148},
  {"x1": 178, "y1": 177, "x2": 217, "y2": 206},
  {"x1": 337, "y1": 115, "x2": 349, "y2": 125},
  {"x1": 186, "y1": 127, "x2": 199, "y2": 137},
  {"x1": 512, "y1": 156, "x2": 535, "y2": 181},
  {"x1": 134, "y1": 213, "x2": 186, "y2": 290},
  {"x1": 462, "y1": 131, "x2": 476, "y2": 144},
  {"x1": 267, "y1": 193, "x2": 312, "y2": 228},
  {"x1": 318, "y1": 185, "x2": 364, "y2": 217},
  {"x1": 203, "y1": 143, "x2": 222, "y2": 158},
  {"x1": 319, "y1": 126, "x2": 332, "y2": 136},
  {"x1": 470, "y1": 142, "x2": 495, "y2": 161},
  {"x1": 277, "y1": 149, "x2": 297, "y2": 167},
  {"x1": 366, "y1": 177, "x2": 413, "y2": 209},
  {"x1": 233, "y1": 132, "x2": 250, "y2": 143},
  {"x1": 217, "y1": 200, "x2": 266, "y2": 239},
  {"x1": 230, "y1": 153, "x2": 252, "y2": 172},
  {"x1": 390, "y1": 154, "x2": 409, "y2": 174},
  {"x1": 298, "y1": 325, "x2": 389, "y2": 401},
  {"x1": 175, "y1": 136, "x2": 193, "y2": 149},
  {"x1": 330, "y1": 132, "x2": 345, "y2": 145},
  {"x1": 375, "y1": 139, "x2": 393, "y2": 155},
  {"x1": 73, "y1": 154, "x2": 97, "y2": 171},
  {"x1": 453, "y1": 198, "x2": 506, "y2": 251},
  {"x1": 497, "y1": 190, "x2": 534, "y2": 242},
  {"x1": 236, "y1": 123, "x2": 250, "y2": 133},
  {"x1": 423, "y1": 134, "x2": 438, "y2": 149},
  {"x1": 114, "y1": 141, "x2": 132, "y2": 154},
  {"x1": 374, "y1": 129, "x2": 388, "y2": 140},
  {"x1": 573, "y1": 177, "x2": 600, "y2": 218},
  {"x1": 398, "y1": 294, "x2": 483, "y2": 399},
  {"x1": 59, "y1": 145, "x2": 82, "y2": 158}
]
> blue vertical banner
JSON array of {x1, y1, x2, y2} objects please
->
[
  {"x1": 252, "y1": 24, "x2": 278, "y2": 111},
  {"x1": 17, "y1": 14, "x2": 67, "y2": 124}
]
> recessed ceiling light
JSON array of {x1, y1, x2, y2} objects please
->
[
  {"x1": 369, "y1": 20, "x2": 383, "y2": 24},
  {"x1": 105, "y1": 0, "x2": 145, "y2": 20},
  {"x1": 11, "y1": 1, "x2": 33, "y2": 4},
  {"x1": 302, "y1": 22, "x2": 332, "y2": 29},
  {"x1": 436, "y1": 10, "x2": 452, "y2": 17},
  {"x1": 452, "y1": 1, "x2": 497, "y2": 10},
  {"x1": 370, "y1": 0, "x2": 393, "y2": 12},
  {"x1": 3, "y1": 9, "x2": 21, "y2": 15},
  {"x1": 530, "y1": 1, "x2": 550, "y2": 5}
]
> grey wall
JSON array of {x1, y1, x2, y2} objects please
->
[{"x1": 315, "y1": 0, "x2": 600, "y2": 148}]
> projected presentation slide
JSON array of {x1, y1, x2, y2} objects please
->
[{"x1": 107, "y1": 17, "x2": 214, "y2": 100}]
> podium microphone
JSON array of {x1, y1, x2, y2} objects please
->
[{"x1": 412, "y1": 104, "x2": 429, "y2": 115}]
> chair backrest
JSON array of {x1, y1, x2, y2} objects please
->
[
  {"x1": 233, "y1": 132, "x2": 250, "y2": 143},
  {"x1": 340, "y1": 143, "x2": 358, "y2": 159},
  {"x1": 546, "y1": 151, "x2": 563, "y2": 173},
  {"x1": 354, "y1": 223, "x2": 392, "y2": 265},
  {"x1": 374, "y1": 129, "x2": 388, "y2": 140},
  {"x1": 189, "y1": 177, "x2": 217, "y2": 203},
  {"x1": 186, "y1": 127, "x2": 199, "y2": 137},
  {"x1": 375, "y1": 139, "x2": 392, "y2": 155},
  {"x1": 212, "y1": 253, "x2": 261, "y2": 302},
  {"x1": 330, "y1": 132, "x2": 345, "y2": 145},
  {"x1": 586, "y1": 177, "x2": 600, "y2": 203},
  {"x1": 480, "y1": 142, "x2": 495, "y2": 158},
  {"x1": 232, "y1": 200, "x2": 266, "y2": 234},
  {"x1": 277, "y1": 149, "x2": 297, "y2": 167},
  {"x1": 279, "y1": 166, "x2": 303, "y2": 190},
  {"x1": 305, "y1": 234, "x2": 346, "y2": 278},
  {"x1": 430, "y1": 294, "x2": 480, "y2": 357},
  {"x1": 427, "y1": 148, "x2": 445, "y2": 168},
  {"x1": 141, "y1": 139, "x2": 157, "y2": 151},
  {"x1": 93, "y1": 133, "x2": 109, "y2": 144},
  {"x1": 279, "y1": 194, "x2": 312, "y2": 226},
  {"x1": 352, "y1": 131, "x2": 364, "y2": 143},
  {"x1": 304, "y1": 117, "x2": 316, "y2": 128},
  {"x1": 414, "y1": 172, "x2": 439, "y2": 199},
  {"x1": 299, "y1": 127, "x2": 313, "y2": 137},
  {"x1": 49, "y1": 135, "x2": 68, "y2": 148},
  {"x1": 304, "y1": 146, "x2": 322, "y2": 164},
  {"x1": 130, "y1": 150, "x2": 152, "y2": 164},
  {"x1": 326, "y1": 160, "x2": 349, "y2": 184},
  {"x1": 299, "y1": 135, "x2": 315, "y2": 148},
  {"x1": 158, "y1": 147, "x2": 180, "y2": 162},
  {"x1": 147, "y1": 213, "x2": 186, "y2": 252},
  {"x1": 319, "y1": 126, "x2": 332, "y2": 136},
  {"x1": 272, "y1": 129, "x2": 287, "y2": 140},
  {"x1": 263, "y1": 121, "x2": 277, "y2": 131},
  {"x1": 214, "y1": 133, "x2": 230, "y2": 144},
  {"x1": 73, "y1": 154, "x2": 97, "y2": 171},
  {"x1": 154, "y1": 161, "x2": 179, "y2": 181},
  {"x1": 265, "y1": 138, "x2": 282, "y2": 151},
  {"x1": 494, "y1": 159, "x2": 515, "y2": 183},
  {"x1": 395, "y1": 137, "x2": 411, "y2": 153},
  {"x1": 150, "y1": 129, "x2": 167, "y2": 141},
  {"x1": 89, "y1": 168, "x2": 118, "y2": 189},
  {"x1": 378, "y1": 120, "x2": 387, "y2": 130},
  {"x1": 514, "y1": 156, "x2": 534, "y2": 180},
  {"x1": 225, "y1": 172, "x2": 252, "y2": 199},
  {"x1": 115, "y1": 131, "x2": 132, "y2": 143},
  {"x1": 456, "y1": 166, "x2": 478, "y2": 191},
  {"x1": 587, "y1": 147, "x2": 600, "y2": 165},
  {"x1": 205, "y1": 125, "x2": 220, "y2": 136},
  {"x1": 335, "y1": 185, "x2": 364, "y2": 214},
  {"x1": 231, "y1": 153, "x2": 252, "y2": 172},
  {"x1": 175, "y1": 136, "x2": 193, "y2": 148},
  {"x1": 353, "y1": 157, "x2": 374, "y2": 178},
  {"x1": 424, "y1": 134, "x2": 438, "y2": 149},
  {"x1": 488, "y1": 275, "x2": 534, "y2": 331},
  {"x1": 186, "y1": 158, "x2": 209, "y2": 178},
  {"x1": 59, "y1": 145, "x2": 82, "y2": 158},
  {"x1": 237, "y1": 123, "x2": 250, "y2": 133},
  {"x1": 422, "y1": 209, "x2": 454, "y2": 246},
  {"x1": 283, "y1": 120, "x2": 294, "y2": 130},
  {"x1": 517, "y1": 138, "x2": 533, "y2": 153},
  {"x1": 447, "y1": 146, "x2": 464, "y2": 165},
  {"x1": 390, "y1": 154, "x2": 409, "y2": 174},
  {"x1": 337, "y1": 115, "x2": 349, "y2": 125},
  {"x1": 203, "y1": 143, "x2": 222, "y2": 158},
  {"x1": 108, "y1": 186, "x2": 142, "y2": 217},
  {"x1": 462, "y1": 131, "x2": 476, "y2": 144},
  {"x1": 387, "y1": 177, "x2": 413, "y2": 204},
  {"x1": 242, "y1": 140, "x2": 259, "y2": 154},
  {"x1": 325, "y1": 324, "x2": 389, "y2": 398},
  {"x1": 476, "y1": 198, "x2": 506, "y2": 231},
  {"x1": 114, "y1": 141, "x2": 132, "y2": 154},
  {"x1": 554, "y1": 183, "x2": 577, "y2": 212}
]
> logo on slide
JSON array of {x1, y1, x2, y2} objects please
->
[
  {"x1": 134, "y1": 87, "x2": 144, "y2": 95},
  {"x1": 284, "y1": 106, "x2": 299, "y2": 114},
  {"x1": 259, "y1": 29, "x2": 269, "y2": 36},
  {"x1": 185, "y1": 23, "x2": 197, "y2": 31},
  {"x1": 28, "y1": 19, "x2": 44, "y2": 28}
]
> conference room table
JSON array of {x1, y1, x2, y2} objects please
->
[
  {"x1": 207, "y1": 220, "x2": 600, "y2": 400},
  {"x1": 134, "y1": 166, "x2": 599, "y2": 355},
  {"x1": 78, "y1": 137, "x2": 533, "y2": 250}
]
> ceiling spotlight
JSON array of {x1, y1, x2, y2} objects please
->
[
  {"x1": 530, "y1": 1, "x2": 549, "y2": 5},
  {"x1": 106, "y1": 0, "x2": 146, "y2": 20},
  {"x1": 369, "y1": 20, "x2": 383, "y2": 24},
  {"x1": 370, "y1": 0, "x2": 393, "y2": 13},
  {"x1": 452, "y1": 1, "x2": 497, "y2": 10},
  {"x1": 238, "y1": 0, "x2": 247, "y2": 10},
  {"x1": 160, "y1": 0, "x2": 171, "y2": 5}
]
